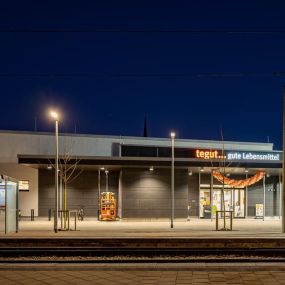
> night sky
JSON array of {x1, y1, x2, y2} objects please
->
[{"x1": 0, "y1": 1, "x2": 285, "y2": 149}]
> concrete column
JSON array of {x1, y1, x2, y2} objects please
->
[
  {"x1": 118, "y1": 169, "x2": 123, "y2": 219},
  {"x1": 198, "y1": 170, "x2": 201, "y2": 218},
  {"x1": 263, "y1": 176, "x2": 266, "y2": 221},
  {"x1": 98, "y1": 169, "x2": 101, "y2": 220},
  {"x1": 283, "y1": 86, "x2": 285, "y2": 232},
  {"x1": 210, "y1": 170, "x2": 213, "y2": 221},
  {"x1": 279, "y1": 173, "x2": 282, "y2": 220},
  {"x1": 245, "y1": 173, "x2": 248, "y2": 218}
]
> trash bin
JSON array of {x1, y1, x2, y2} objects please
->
[{"x1": 203, "y1": 205, "x2": 211, "y2": 219}]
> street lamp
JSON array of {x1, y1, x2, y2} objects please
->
[
  {"x1": 105, "y1": 170, "x2": 109, "y2": 192},
  {"x1": 50, "y1": 110, "x2": 59, "y2": 233},
  {"x1": 170, "y1": 132, "x2": 176, "y2": 228}
]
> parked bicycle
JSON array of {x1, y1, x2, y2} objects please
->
[{"x1": 78, "y1": 208, "x2": 84, "y2": 221}]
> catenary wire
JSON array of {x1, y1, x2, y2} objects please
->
[
  {"x1": 0, "y1": 72, "x2": 284, "y2": 79},
  {"x1": 1, "y1": 28, "x2": 285, "y2": 34}
]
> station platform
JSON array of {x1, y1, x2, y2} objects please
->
[
  {"x1": 1, "y1": 218, "x2": 285, "y2": 249},
  {"x1": 5, "y1": 217, "x2": 285, "y2": 238}
]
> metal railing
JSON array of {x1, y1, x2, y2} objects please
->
[
  {"x1": 53, "y1": 210, "x2": 78, "y2": 231},
  {"x1": 215, "y1": 210, "x2": 233, "y2": 231}
]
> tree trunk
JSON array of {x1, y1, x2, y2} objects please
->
[{"x1": 64, "y1": 182, "x2": 67, "y2": 229}]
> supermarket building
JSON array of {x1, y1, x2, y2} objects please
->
[{"x1": 0, "y1": 130, "x2": 282, "y2": 220}]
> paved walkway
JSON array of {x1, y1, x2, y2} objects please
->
[
  {"x1": 1, "y1": 263, "x2": 285, "y2": 284},
  {"x1": 3, "y1": 218, "x2": 285, "y2": 238}
]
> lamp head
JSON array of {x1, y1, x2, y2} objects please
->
[
  {"x1": 50, "y1": 110, "x2": 59, "y2": 121},
  {"x1": 170, "y1": 132, "x2": 176, "y2": 139}
]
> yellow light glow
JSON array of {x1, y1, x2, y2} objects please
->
[{"x1": 50, "y1": 110, "x2": 59, "y2": 120}]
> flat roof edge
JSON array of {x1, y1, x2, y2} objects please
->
[{"x1": 0, "y1": 130, "x2": 275, "y2": 147}]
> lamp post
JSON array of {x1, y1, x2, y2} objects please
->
[
  {"x1": 170, "y1": 132, "x2": 176, "y2": 229},
  {"x1": 50, "y1": 110, "x2": 59, "y2": 233},
  {"x1": 105, "y1": 170, "x2": 109, "y2": 192}
]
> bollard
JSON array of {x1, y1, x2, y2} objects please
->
[
  {"x1": 18, "y1": 209, "x2": 21, "y2": 221},
  {"x1": 48, "y1": 209, "x2": 51, "y2": 221},
  {"x1": 31, "y1": 209, "x2": 34, "y2": 221}
]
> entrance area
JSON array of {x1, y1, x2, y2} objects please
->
[{"x1": 200, "y1": 187, "x2": 245, "y2": 219}]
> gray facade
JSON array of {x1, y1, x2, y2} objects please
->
[
  {"x1": 247, "y1": 177, "x2": 280, "y2": 217},
  {"x1": 121, "y1": 169, "x2": 189, "y2": 219},
  {"x1": 39, "y1": 169, "x2": 119, "y2": 217},
  {"x1": 38, "y1": 169, "x2": 281, "y2": 219},
  {"x1": 39, "y1": 168, "x2": 192, "y2": 219},
  {"x1": 38, "y1": 168, "x2": 200, "y2": 219}
]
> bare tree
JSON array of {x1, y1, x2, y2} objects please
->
[
  {"x1": 49, "y1": 136, "x2": 83, "y2": 228},
  {"x1": 219, "y1": 129, "x2": 228, "y2": 230},
  {"x1": 209, "y1": 128, "x2": 234, "y2": 230}
]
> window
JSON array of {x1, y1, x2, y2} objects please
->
[{"x1": 19, "y1": 180, "x2": 29, "y2": 191}]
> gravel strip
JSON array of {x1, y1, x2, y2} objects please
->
[{"x1": 1, "y1": 255, "x2": 285, "y2": 262}]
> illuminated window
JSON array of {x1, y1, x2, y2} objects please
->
[{"x1": 19, "y1": 180, "x2": 29, "y2": 191}]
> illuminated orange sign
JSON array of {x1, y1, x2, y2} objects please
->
[{"x1": 195, "y1": 149, "x2": 226, "y2": 160}]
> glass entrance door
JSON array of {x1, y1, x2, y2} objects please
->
[
  {"x1": 233, "y1": 189, "x2": 245, "y2": 218},
  {"x1": 200, "y1": 188, "x2": 245, "y2": 218},
  {"x1": 0, "y1": 178, "x2": 18, "y2": 234}
]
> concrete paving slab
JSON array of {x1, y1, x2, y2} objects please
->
[
  {"x1": 2, "y1": 218, "x2": 284, "y2": 238},
  {"x1": 1, "y1": 263, "x2": 285, "y2": 285}
]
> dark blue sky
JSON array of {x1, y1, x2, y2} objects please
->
[{"x1": 0, "y1": 1, "x2": 284, "y2": 149}]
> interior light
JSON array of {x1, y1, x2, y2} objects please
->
[
  {"x1": 47, "y1": 165, "x2": 52, "y2": 170},
  {"x1": 245, "y1": 168, "x2": 249, "y2": 173},
  {"x1": 100, "y1": 167, "x2": 105, "y2": 171},
  {"x1": 149, "y1": 166, "x2": 154, "y2": 171},
  {"x1": 200, "y1": 167, "x2": 204, "y2": 172},
  {"x1": 188, "y1": 170, "x2": 193, "y2": 176}
]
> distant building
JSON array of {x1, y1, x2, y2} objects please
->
[{"x1": 0, "y1": 130, "x2": 282, "y2": 219}]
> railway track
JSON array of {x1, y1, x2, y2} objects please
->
[{"x1": 1, "y1": 247, "x2": 285, "y2": 263}]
